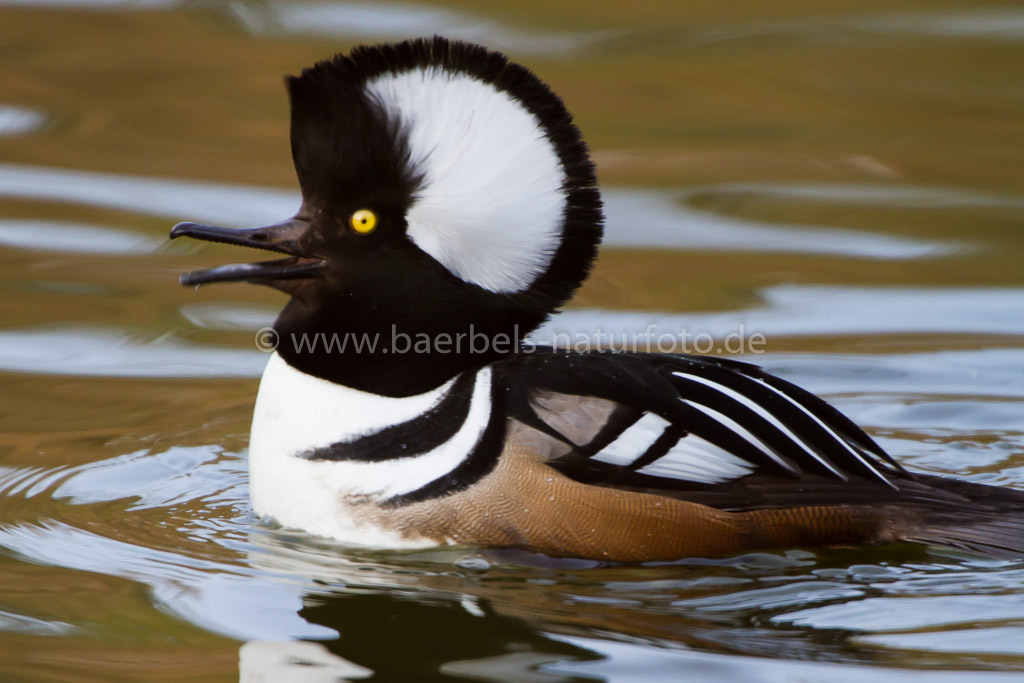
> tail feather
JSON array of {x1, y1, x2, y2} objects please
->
[
  {"x1": 906, "y1": 521, "x2": 1024, "y2": 558},
  {"x1": 898, "y1": 474, "x2": 1024, "y2": 557}
]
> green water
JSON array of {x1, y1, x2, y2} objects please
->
[{"x1": 1, "y1": 1, "x2": 1024, "y2": 680}]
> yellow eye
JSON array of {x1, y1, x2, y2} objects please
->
[{"x1": 349, "y1": 209, "x2": 378, "y2": 234}]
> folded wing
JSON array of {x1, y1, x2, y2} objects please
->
[{"x1": 495, "y1": 348, "x2": 905, "y2": 502}]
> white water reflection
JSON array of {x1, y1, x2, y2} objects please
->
[
  {"x1": 171, "y1": 284, "x2": 1024, "y2": 341},
  {"x1": 0, "y1": 520, "x2": 327, "y2": 641},
  {"x1": 0, "y1": 328, "x2": 267, "y2": 378},
  {"x1": 0, "y1": 0, "x2": 608, "y2": 54},
  {"x1": 240, "y1": 640, "x2": 373, "y2": 680},
  {"x1": 229, "y1": 1, "x2": 608, "y2": 55},
  {"x1": 0, "y1": 163, "x2": 961, "y2": 258},
  {"x1": 854, "y1": 627, "x2": 1024, "y2": 655},
  {"x1": 0, "y1": 286, "x2": 1021, "y2": 380},
  {"x1": 52, "y1": 446, "x2": 225, "y2": 509},
  {"x1": 180, "y1": 303, "x2": 283, "y2": 331},
  {"x1": 0, "y1": 219, "x2": 162, "y2": 254},
  {"x1": 758, "y1": 348, "x2": 1024, "y2": 401},
  {"x1": 547, "y1": 634, "x2": 1024, "y2": 682},
  {"x1": 0, "y1": 106, "x2": 45, "y2": 136},
  {"x1": 0, "y1": 0, "x2": 176, "y2": 7},
  {"x1": 0, "y1": 163, "x2": 295, "y2": 228},
  {"x1": 603, "y1": 189, "x2": 956, "y2": 258},
  {"x1": 687, "y1": 9, "x2": 1024, "y2": 46},
  {"x1": 775, "y1": 594, "x2": 1024, "y2": 631},
  {"x1": 687, "y1": 183, "x2": 1024, "y2": 211},
  {"x1": 0, "y1": 609, "x2": 75, "y2": 636},
  {"x1": 544, "y1": 286, "x2": 1024, "y2": 342},
  {"x1": 0, "y1": 443, "x2": 323, "y2": 642},
  {"x1": 853, "y1": 10, "x2": 1024, "y2": 40}
]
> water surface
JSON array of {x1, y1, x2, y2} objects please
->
[{"x1": 1, "y1": 1, "x2": 1023, "y2": 680}]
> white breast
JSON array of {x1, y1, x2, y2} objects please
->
[{"x1": 248, "y1": 352, "x2": 490, "y2": 547}]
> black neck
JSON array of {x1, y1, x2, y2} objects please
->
[
  {"x1": 273, "y1": 293, "x2": 542, "y2": 396},
  {"x1": 276, "y1": 334, "x2": 510, "y2": 396}
]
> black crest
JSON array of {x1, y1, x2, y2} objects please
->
[{"x1": 286, "y1": 36, "x2": 603, "y2": 316}]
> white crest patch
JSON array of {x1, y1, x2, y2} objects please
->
[{"x1": 365, "y1": 67, "x2": 567, "y2": 293}]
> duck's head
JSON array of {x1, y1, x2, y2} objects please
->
[{"x1": 171, "y1": 37, "x2": 602, "y2": 396}]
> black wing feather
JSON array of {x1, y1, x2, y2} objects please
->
[{"x1": 494, "y1": 347, "x2": 902, "y2": 492}]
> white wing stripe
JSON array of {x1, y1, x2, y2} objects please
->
[
  {"x1": 680, "y1": 398, "x2": 794, "y2": 471},
  {"x1": 590, "y1": 409, "x2": 757, "y2": 485},
  {"x1": 672, "y1": 371, "x2": 845, "y2": 479},
  {"x1": 591, "y1": 412, "x2": 669, "y2": 467},
  {"x1": 637, "y1": 434, "x2": 754, "y2": 483},
  {"x1": 751, "y1": 376, "x2": 886, "y2": 479}
]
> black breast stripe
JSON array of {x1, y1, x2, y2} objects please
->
[
  {"x1": 301, "y1": 371, "x2": 477, "y2": 462},
  {"x1": 383, "y1": 379, "x2": 506, "y2": 508}
]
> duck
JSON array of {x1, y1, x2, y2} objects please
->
[{"x1": 170, "y1": 37, "x2": 1024, "y2": 562}]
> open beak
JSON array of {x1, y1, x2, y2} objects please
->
[{"x1": 169, "y1": 217, "x2": 325, "y2": 286}]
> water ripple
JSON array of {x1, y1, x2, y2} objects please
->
[
  {"x1": 546, "y1": 286, "x2": 1024, "y2": 341},
  {"x1": 0, "y1": 163, "x2": 959, "y2": 258},
  {"x1": 179, "y1": 303, "x2": 279, "y2": 332},
  {"x1": 604, "y1": 189, "x2": 958, "y2": 258},
  {"x1": 688, "y1": 182, "x2": 1024, "y2": 211},
  {"x1": 229, "y1": 1, "x2": 611, "y2": 55},
  {"x1": 0, "y1": 327, "x2": 266, "y2": 377},
  {"x1": 855, "y1": 627, "x2": 1024, "y2": 655},
  {"x1": 547, "y1": 634, "x2": 1024, "y2": 682},
  {"x1": 0, "y1": 219, "x2": 162, "y2": 254},
  {"x1": 685, "y1": 9, "x2": 1024, "y2": 46},
  {"x1": 0, "y1": 520, "x2": 326, "y2": 641},
  {"x1": 0, "y1": 609, "x2": 75, "y2": 637},
  {"x1": 758, "y1": 349, "x2": 1024, "y2": 400},
  {"x1": 0, "y1": 106, "x2": 45, "y2": 137},
  {"x1": 2, "y1": 285, "x2": 1023, "y2": 381},
  {"x1": 52, "y1": 446, "x2": 242, "y2": 511},
  {"x1": 0, "y1": 0, "x2": 177, "y2": 9},
  {"x1": 775, "y1": 594, "x2": 1024, "y2": 631}
]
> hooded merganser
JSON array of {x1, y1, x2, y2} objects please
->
[{"x1": 171, "y1": 37, "x2": 1024, "y2": 561}]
